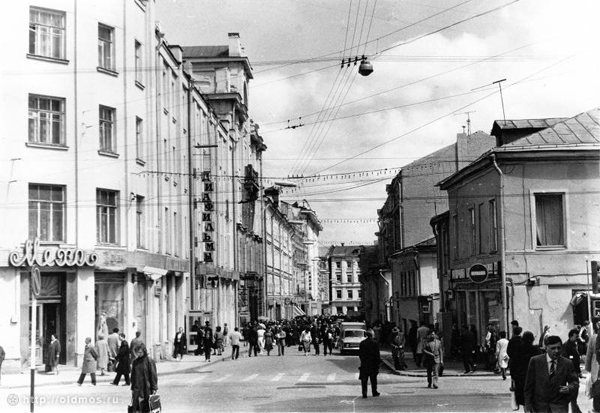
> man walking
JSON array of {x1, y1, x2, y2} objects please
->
[
  {"x1": 460, "y1": 324, "x2": 475, "y2": 374},
  {"x1": 423, "y1": 331, "x2": 443, "y2": 389},
  {"x1": 524, "y1": 335, "x2": 579, "y2": 413},
  {"x1": 230, "y1": 327, "x2": 242, "y2": 360},
  {"x1": 358, "y1": 329, "x2": 381, "y2": 398}
]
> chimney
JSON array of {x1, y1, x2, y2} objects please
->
[{"x1": 228, "y1": 33, "x2": 243, "y2": 57}]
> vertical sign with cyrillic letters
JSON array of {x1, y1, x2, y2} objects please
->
[{"x1": 201, "y1": 171, "x2": 215, "y2": 262}]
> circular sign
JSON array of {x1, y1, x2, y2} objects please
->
[
  {"x1": 468, "y1": 264, "x2": 488, "y2": 283},
  {"x1": 31, "y1": 265, "x2": 41, "y2": 297}
]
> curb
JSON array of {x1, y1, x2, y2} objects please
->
[{"x1": 382, "y1": 356, "x2": 498, "y2": 377}]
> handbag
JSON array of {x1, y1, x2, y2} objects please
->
[{"x1": 148, "y1": 394, "x2": 161, "y2": 413}]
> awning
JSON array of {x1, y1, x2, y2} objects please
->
[{"x1": 293, "y1": 305, "x2": 305, "y2": 317}]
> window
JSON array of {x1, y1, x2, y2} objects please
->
[
  {"x1": 489, "y1": 199, "x2": 498, "y2": 252},
  {"x1": 136, "y1": 196, "x2": 145, "y2": 248},
  {"x1": 97, "y1": 189, "x2": 119, "y2": 244},
  {"x1": 335, "y1": 261, "x2": 341, "y2": 269},
  {"x1": 535, "y1": 193, "x2": 564, "y2": 247},
  {"x1": 336, "y1": 290, "x2": 342, "y2": 299},
  {"x1": 135, "y1": 117, "x2": 144, "y2": 161},
  {"x1": 358, "y1": 289, "x2": 362, "y2": 299},
  {"x1": 28, "y1": 95, "x2": 65, "y2": 145},
  {"x1": 468, "y1": 207, "x2": 476, "y2": 255},
  {"x1": 165, "y1": 207, "x2": 171, "y2": 254},
  {"x1": 99, "y1": 106, "x2": 116, "y2": 153},
  {"x1": 347, "y1": 290, "x2": 353, "y2": 299},
  {"x1": 98, "y1": 24, "x2": 115, "y2": 71},
  {"x1": 29, "y1": 7, "x2": 65, "y2": 59},
  {"x1": 134, "y1": 40, "x2": 143, "y2": 84},
  {"x1": 29, "y1": 184, "x2": 65, "y2": 242}
]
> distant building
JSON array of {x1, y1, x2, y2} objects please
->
[{"x1": 328, "y1": 245, "x2": 363, "y2": 317}]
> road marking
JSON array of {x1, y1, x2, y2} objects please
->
[
  {"x1": 327, "y1": 373, "x2": 336, "y2": 382},
  {"x1": 191, "y1": 375, "x2": 208, "y2": 384},
  {"x1": 213, "y1": 374, "x2": 233, "y2": 383},
  {"x1": 354, "y1": 372, "x2": 360, "y2": 380},
  {"x1": 299, "y1": 373, "x2": 310, "y2": 382},
  {"x1": 271, "y1": 373, "x2": 284, "y2": 381},
  {"x1": 243, "y1": 374, "x2": 259, "y2": 382}
]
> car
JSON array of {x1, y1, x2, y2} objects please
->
[{"x1": 339, "y1": 329, "x2": 366, "y2": 355}]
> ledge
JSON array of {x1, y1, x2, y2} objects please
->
[
  {"x1": 26, "y1": 54, "x2": 69, "y2": 65},
  {"x1": 97, "y1": 67, "x2": 119, "y2": 77},
  {"x1": 98, "y1": 150, "x2": 120, "y2": 158},
  {"x1": 26, "y1": 142, "x2": 69, "y2": 151}
]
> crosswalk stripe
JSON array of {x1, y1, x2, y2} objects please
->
[
  {"x1": 213, "y1": 374, "x2": 233, "y2": 383},
  {"x1": 354, "y1": 372, "x2": 360, "y2": 380},
  {"x1": 299, "y1": 373, "x2": 310, "y2": 382},
  {"x1": 192, "y1": 375, "x2": 208, "y2": 384},
  {"x1": 327, "y1": 373, "x2": 336, "y2": 382},
  {"x1": 271, "y1": 373, "x2": 284, "y2": 382},
  {"x1": 243, "y1": 374, "x2": 259, "y2": 382}
]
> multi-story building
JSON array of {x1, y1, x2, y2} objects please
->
[
  {"x1": 328, "y1": 245, "x2": 363, "y2": 317},
  {"x1": 436, "y1": 108, "x2": 600, "y2": 342},
  {"x1": 377, "y1": 131, "x2": 495, "y2": 332},
  {"x1": 182, "y1": 33, "x2": 260, "y2": 329}
]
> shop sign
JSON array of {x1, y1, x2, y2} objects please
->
[
  {"x1": 201, "y1": 172, "x2": 215, "y2": 263},
  {"x1": 9, "y1": 238, "x2": 98, "y2": 267},
  {"x1": 468, "y1": 263, "x2": 488, "y2": 283},
  {"x1": 451, "y1": 268, "x2": 466, "y2": 280}
]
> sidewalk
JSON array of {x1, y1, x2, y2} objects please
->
[
  {"x1": 0, "y1": 346, "x2": 246, "y2": 390},
  {"x1": 380, "y1": 348, "x2": 497, "y2": 377}
]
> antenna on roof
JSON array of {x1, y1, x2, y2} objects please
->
[
  {"x1": 492, "y1": 79, "x2": 507, "y2": 125},
  {"x1": 454, "y1": 111, "x2": 476, "y2": 135}
]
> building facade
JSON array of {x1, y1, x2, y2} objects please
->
[
  {"x1": 437, "y1": 108, "x2": 600, "y2": 342},
  {"x1": 328, "y1": 245, "x2": 363, "y2": 317}
]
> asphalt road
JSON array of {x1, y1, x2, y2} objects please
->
[{"x1": 0, "y1": 348, "x2": 593, "y2": 412}]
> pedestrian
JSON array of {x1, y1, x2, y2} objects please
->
[
  {"x1": 469, "y1": 324, "x2": 479, "y2": 370},
  {"x1": 76, "y1": 337, "x2": 98, "y2": 386},
  {"x1": 391, "y1": 327, "x2": 407, "y2": 370},
  {"x1": 578, "y1": 321, "x2": 590, "y2": 361},
  {"x1": 510, "y1": 330, "x2": 540, "y2": 410},
  {"x1": 450, "y1": 323, "x2": 460, "y2": 361},
  {"x1": 460, "y1": 324, "x2": 475, "y2": 374},
  {"x1": 0, "y1": 344, "x2": 5, "y2": 386},
  {"x1": 562, "y1": 328, "x2": 583, "y2": 413},
  {"x1": 45, "y1": 333, "x2": 61, "y2": 375},
  {"x1": 276, "y1": 327, "x2": 286, "y2": 356},
  {"x1": 524, "y1": 335, "x2": 579, "y2": 413},
  {"x1": 538, "y1": 325, "x2": 551, "y2": 349},
  {"x1": 203, "y1": 323, "x2": 214, "y2": 361},
  {"x1": 96, "y1": 333, "x2": 109, "y2": 376},
  {"x1": 195, "y1": 324, "x2": 205, "y2": 356},
  {"x1": 358, "y1": 329, "x2": 381, "y2": 398},
  {"x1": 242, "y1": 324, "x2": 250, "y2": 348},
  {"x1": 511, "y1": 320, "x2": 520, "y2": 337},
  {"x1": 172, "y1": 327, "x2": 186, "y2": 361},
  {"x1": 415, "y1": 321, "x2": 429, "y2": 367},
  {"x1": 422, "y1": 330, "x2": 443, "y2": 389},
  {"x1": 495, "y1": 331, "x2": 509, "y2": 380},
  {"x1": 214, "y1": 326, "x2": 224, "y2": 356},
  {"x1": 257, "y1": 324, "x2": 266, "y2": 354},
  {"x1": 323, "y1": 326, "x2": 334, "y2": 356},
  {"x1": 223, "y1": 323, "x2": 229, "y2": 348},
  {"x1": 300, "y1": 327, "x2": 312, "y2": 356},
  {"x1": 311, "y1": 323, "x2": 320, "y2": 356},
  {"x1": 264, "y1": 328, "x2": 274, "y2": 356},
  {"x1": 130, "y1": 331, "x2": 144, "y2": 361},
  {"x1": 107, "y1": 328, "x2": 120, "y2": 371},
  {"x1": 112, "y1": 333, "x2": 131, "y2": 386},
  {"x1": 247, "y1": 325, "x2": 259, "y2": 357},
  {"x1": 585, "y1": 319, "x2": 600, "y2": 413},
  {"x1": 230, "y1": 327, "x2": 242, "y2": 360},
  {"x1": 130, "y1": 343, "x2": 158, "y2": 413},
  {"x1": 485, "y1": 324, "x2": 498, "y2": 371}
]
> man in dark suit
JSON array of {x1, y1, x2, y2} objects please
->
[
  {"x1": 359, "y1": 329, "x2": 381, "y2": 398},
  {"x1": 524, "y1": 335, "x2": 579, "y2": 413},
  {"x1": 459, "y1": 324, "x2": 475, "y2": 373}
]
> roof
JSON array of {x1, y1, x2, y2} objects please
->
[
  {"x1": 330, "y1": 245, "x2": 363, "y2": 257},
  {"x1": 182, "y1": 46, "x2": 229, "y2": 58},
  {"x1": 491, "y1": 118, "x2": 567, "y2": 134},
  {"x1": 500, "y1": 108, "x2": 600, "y2": 148}
]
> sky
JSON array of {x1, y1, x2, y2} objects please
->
[{"x1": 156, "y1": 0, "x2": 600, "y2": 246}]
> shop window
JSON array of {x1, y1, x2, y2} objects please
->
[{"x1": 535, "y1": 193, "x2": 565, "y2": 247}]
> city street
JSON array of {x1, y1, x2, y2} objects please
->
[{"x1": 1, "y1": 347, "x2": 594, "y2": 413}]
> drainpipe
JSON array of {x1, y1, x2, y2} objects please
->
[
  {"x1": 187, "y1": 80, "x2": 196, "y2": 312},
  {"x1": 490, "y1": 154, "x2": 508, "y2": 333}
]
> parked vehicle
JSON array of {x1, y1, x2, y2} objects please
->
[{"x1": 339, "y1": 329, "x2": 366, "y2": 354}]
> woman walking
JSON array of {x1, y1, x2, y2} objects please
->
[
  {"x1": 130, "y1": 343, "x2": 158, "y2": 413},
  {"x1": 495, "y1": 331, "x2": 509, "y2": 380},
  {"x1": 214, "y1": 326, "x2": 224, "y2": 356},
  {"x1": 46, "y1": 334, "x2": 61, "y2": 375},
  {"x1": 300, "y1": 327, "x2": 312, "y2": 356},
  {"x1": 264, "y1": 328, "x2": 274, "y2": 356},
  {"x1": 172, "y1": 327, "x2": 186, "y2": 361},
  {"x1": 203, "y1": 324, "x2": 213, "y2": 362},
  {"x1": 76, "y1": 337, "x2": 98, "y2": 386},
  {"x1": 96, "y1": 333, "x2": 109, "y2": 376}
]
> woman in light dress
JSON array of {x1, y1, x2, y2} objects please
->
[{"x1": 495, "y1": 330, "x2": 509, "y2": 380}]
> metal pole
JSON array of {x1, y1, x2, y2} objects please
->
[
  {"x1": 30, "y1": 294, "x2": 36, "y2": 413},
  {"x1": 493, "y1": 79, "x2": 507, "y2": 124},
  {"x1": 587, "y1": 260, "x2": 593, "y2": 322}
]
